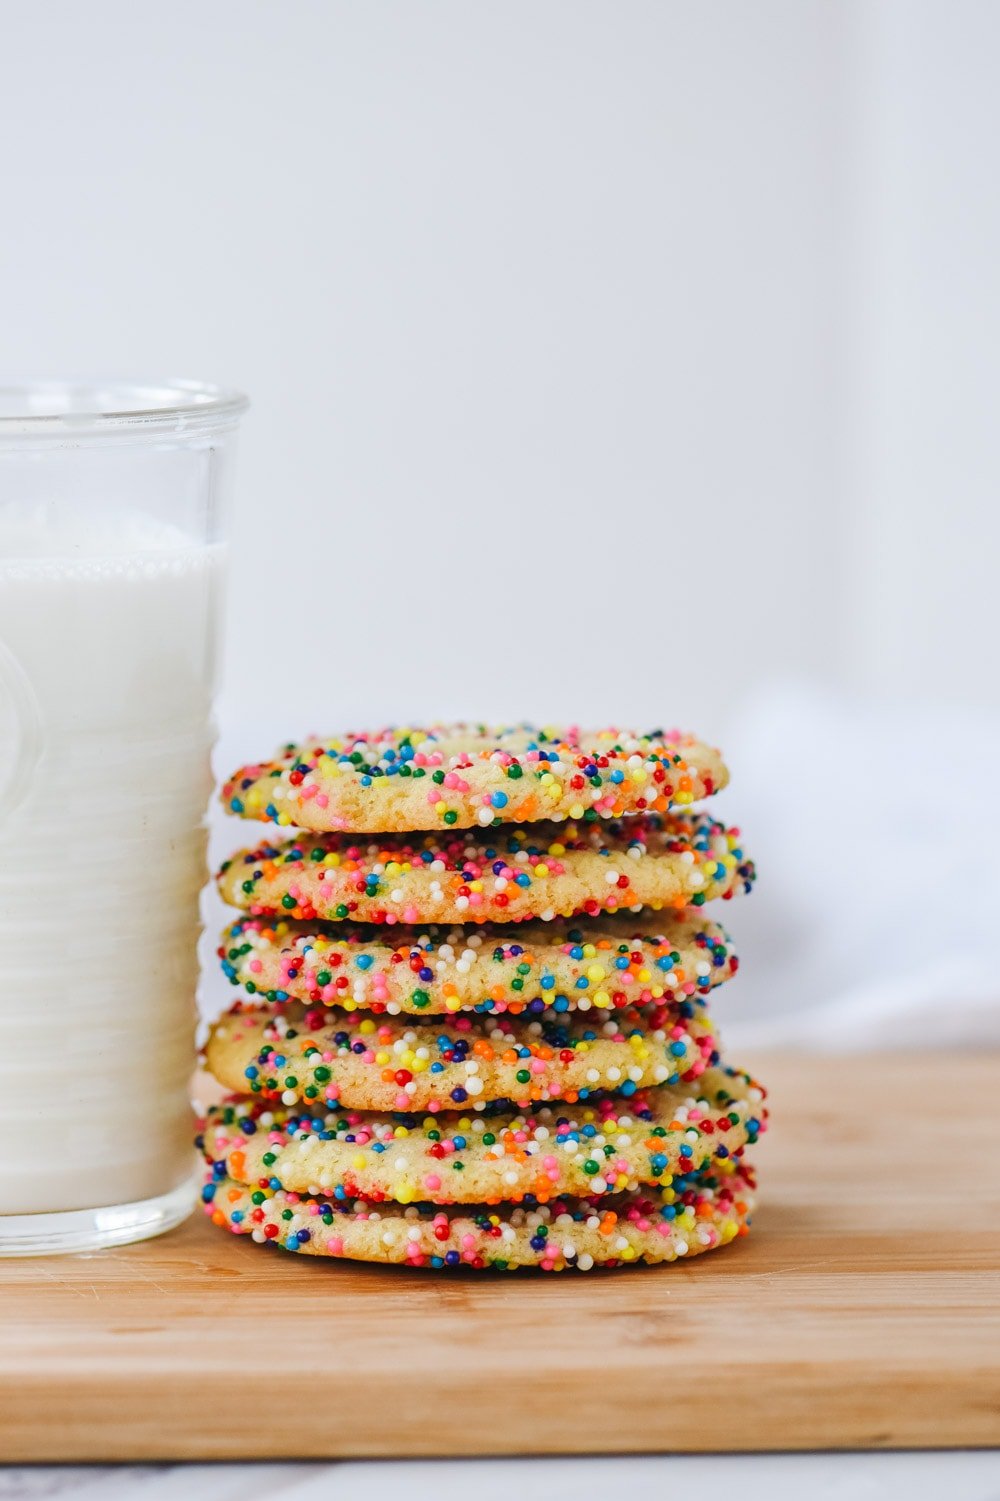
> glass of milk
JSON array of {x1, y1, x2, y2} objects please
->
[{"x1": 0, "y1": 379, "x2": 247, "y2": 1254}]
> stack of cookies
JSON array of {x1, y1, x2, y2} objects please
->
[{"x1": 200, "y1": 725, "x2": 765, "y2": 1272}]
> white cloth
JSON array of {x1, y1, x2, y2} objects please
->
[{"x1": 714, "y1": 681, "x2": 1000, "y2": 1051}]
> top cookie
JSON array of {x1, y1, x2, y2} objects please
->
[{"x1": 221, "y1": 724, "x2": 728, "y2": 834}]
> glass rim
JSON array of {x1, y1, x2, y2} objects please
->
[{"x1": 0, "y1": 377, "x2": 249, "y2": 439}]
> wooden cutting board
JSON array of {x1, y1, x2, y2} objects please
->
[{"x1": 2, "y1": 1052, "x2": 999, "y2": 1461}]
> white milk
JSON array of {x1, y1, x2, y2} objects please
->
[{"x1": 0, "y1": 506, "x2": 221, "y2": 1214}]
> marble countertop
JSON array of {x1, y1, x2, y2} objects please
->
[{"x1": 4, "y1": 1454, "x2": 1000, "y2": 1501}]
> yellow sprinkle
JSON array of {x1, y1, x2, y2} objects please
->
[{"x1": 358, "y1": 1019, "x2": 376, "y2": 1034}]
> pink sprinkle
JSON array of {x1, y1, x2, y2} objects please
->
[
  {"x1": 424, "y1": 1174, "x2": 441, "y2": 1191},
  {"x1": 315, "y1": 793, "x2": 329, "y2": 809}
]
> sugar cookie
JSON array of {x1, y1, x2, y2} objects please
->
[{"x1": 223, "y1": 724, "x2": 727, "y2": 835}]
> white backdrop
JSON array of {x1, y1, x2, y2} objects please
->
[{"x1": 2, "y1": 0, "x2": 996, "y2": 1037}]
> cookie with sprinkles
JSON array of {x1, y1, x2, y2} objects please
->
[
  {"x1": 204, "y1": 998, "x2": 719, "y2": 1113},
  {"x1": 222, "y1": 724, "x2": 727, "y2": 834},
  {"x1": 216, "y1": 811, "x2": 755, "y2": 927},
  {"x1": 202, "y1": 1158, "x2": 755, "y2": 1270},
  {"x1": 200, "y1": 1063, "x2": 765, "y2": 1206},
  {"x1": 219, "y1": 912, "x2": 739, "y2": 1017}
]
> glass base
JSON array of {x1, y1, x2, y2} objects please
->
[{"x1": 0, "y1": 1173, "x2": 197, "y2": 1256}]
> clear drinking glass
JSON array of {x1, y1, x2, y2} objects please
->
[{"x1": 0, "y1": 379, "x2": 248, "y2": 1254}]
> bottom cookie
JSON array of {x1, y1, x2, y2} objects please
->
[{"x1": 202, "y1": 1158, "x2": 755, "y2": 1271}]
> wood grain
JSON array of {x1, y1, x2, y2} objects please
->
[{"x1": 2, "y1": 1053, "x2": 999, "y2": 1461}]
